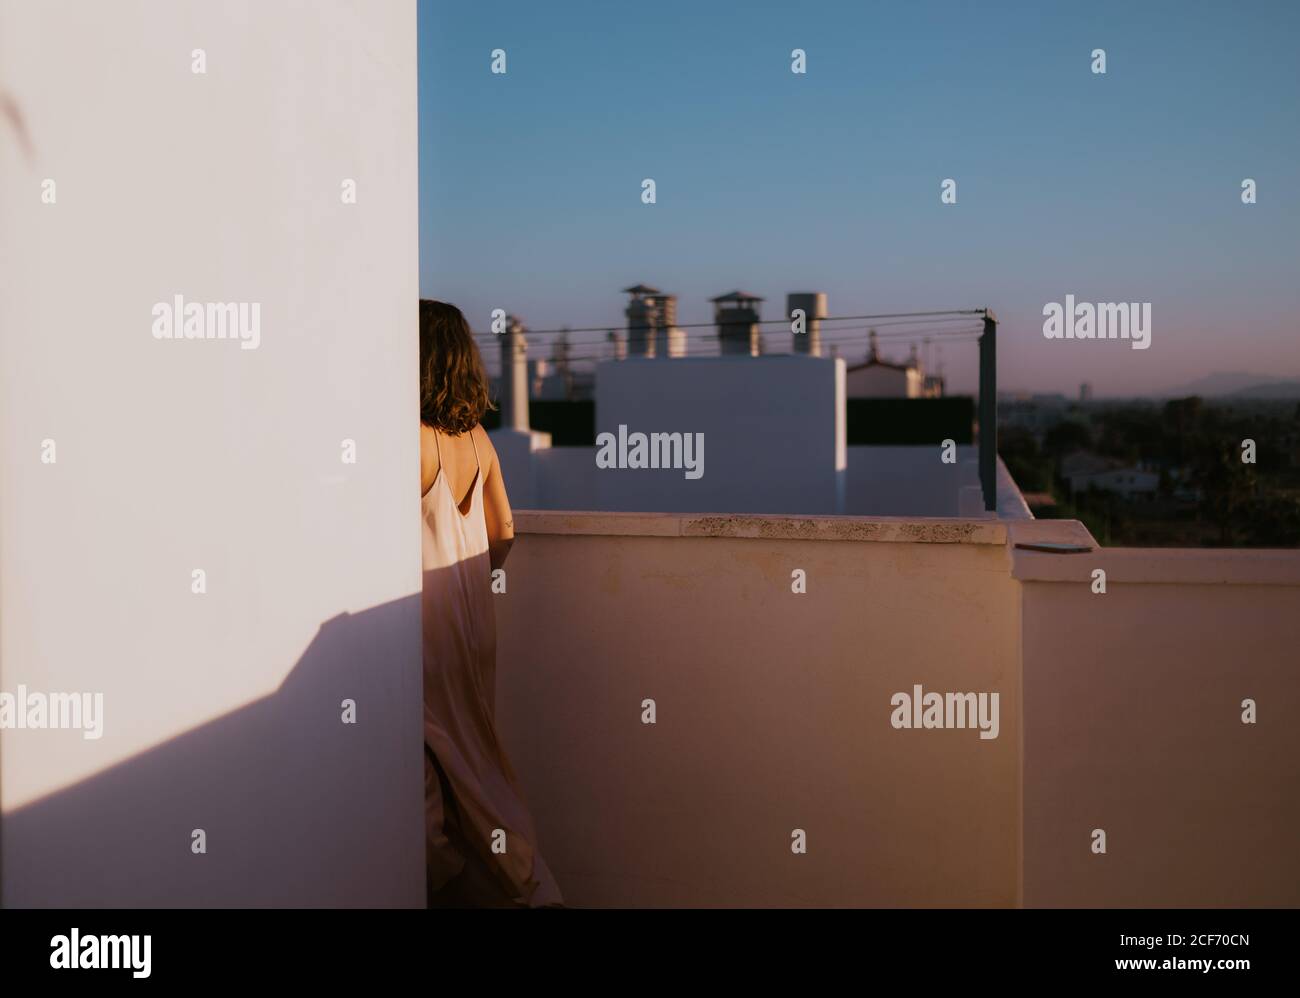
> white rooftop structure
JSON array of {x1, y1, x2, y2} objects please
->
[{"x1": 491, "y1": 353, "x2": 1023, "y2": 519}]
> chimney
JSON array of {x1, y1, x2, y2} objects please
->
[
  {"x1": 787, "y1": 292, "x2": 826, "y2": 357},
  {"x1": 551, "y1": 329, "x2": 573, "y2": 399},
  {"x1": 867, "y1": 329, "x2": 879, "y2": 362},
  {"x1": 552, "y1": 329, "x2": 571, "y2": 371},
  {"x1": 499, "y1": 314, "x2": 529, "y2": 432},
  {"x1": 606, "y1": 329, "x2": 627, "y2": 362},
  {"x1": 711, "y1": 290, "x2": 763, "y2": 357},
  {"x1": 624, "y1": 284, "x2": 682, "y2": 359}
]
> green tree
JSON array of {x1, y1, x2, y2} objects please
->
[
  {"x1": 1043, "y1": 420, "x2": 1091, "y2": 458},
  {"x1": 1195, "y1": 440, "x2": 1258, "y2": 546}
]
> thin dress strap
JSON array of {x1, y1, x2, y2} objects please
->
[
  {"x1": 433, "y1": 426, "x2": 443, "y2": 467},
  {"x1": 469, "y1": 426, "x2": 481, "y2": 477}
]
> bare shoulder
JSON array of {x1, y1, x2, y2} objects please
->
[
  {"x1": 473, "y1": 424, "x2": 499, "y2": 471},
  {"x1": 420, "y1": 423, "x2": 441, "y2": 460}
]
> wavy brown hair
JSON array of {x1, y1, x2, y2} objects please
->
[{"x1": 420, "y1": 299, "x2": 494, "y2": 434}]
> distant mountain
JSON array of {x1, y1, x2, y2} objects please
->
[
  {"x1": 1162, "y1": 372, "x2": 1300, "y2": 398},
  {"x1": 1229, "y1": 381, "x2": 1300, "y2": 399}
]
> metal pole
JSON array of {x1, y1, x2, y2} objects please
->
[{"x1": 979, "y1": 310, "x2": 997, "y2": 512}]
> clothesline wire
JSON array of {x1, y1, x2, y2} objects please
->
[
  {"x1": 539, "y1": 333, "x2": 984, "y2": 366},
  {"x1": 472, "y1": 310, "x2": 989, "y2": 345},
  {"x1": 510, "y1": 325, "x2": 985, "y2": 363}
]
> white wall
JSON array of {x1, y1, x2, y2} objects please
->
[
  {"x1": 0, "y1": 0, "x2": 423, "y2": 906},
  {"x1": 536, "y1": 446, "x2": 599, "y2": 509},
  {"x1": 495, "y1": 511, "x2": 1021, "y2": 907},
  {"x1": 1017, "y1": 545, "x2": 1300, "y2": 907},
  {"x1": 844, "y1": 446, "x2": 979, "y2": 517},
  {"x1": 594, "y1": 355, "x2": 846, "y2": 514},
  {"x1": 491, "y1": 358, "x2": 1015, "y2": 518}
]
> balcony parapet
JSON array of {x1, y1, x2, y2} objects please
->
[{"x1": 515, "y1": 509, "x2": 1009, "y2": 545}]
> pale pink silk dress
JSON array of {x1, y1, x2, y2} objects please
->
[{"x1": 421, "y1": 427, "x2": 562, "y2": 907}]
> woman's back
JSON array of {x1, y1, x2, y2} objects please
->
[
  {"x1": 421, "y1": 423, "x2": 490, "y2": 607},
  {"x1": 421, "y1": 424, "x2": 489, "y2": 580},
  {"x1": 420, "y1": 423, "x2": 481, "y2": 514}
]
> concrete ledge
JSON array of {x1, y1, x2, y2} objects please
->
[
  {"x1": 1006, "y1": 518, "x2": 1098, "y2": 551},
  {"x1": 996, "y1": 457, "x2": 1034, "y2": 521},
  {"x1": 1013, "y1": 545, "x2": 1300, "y2": 585},
  {"x1": 514, "y1": 509, "x2": 1009, "y2": 545}
]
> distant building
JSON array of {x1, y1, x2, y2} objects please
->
[
  {"x1": 1061, "y1": 451, "x2": 1158, "y2": 498},
  {"x1": 484, "y1": 294, "x2": 1006, "y2": 516},
  {"x1": 845, "y1": 331, "x2": 932, "y2": 398},
  {"x1": 488, "y1": 351, "x2": 1016, "y2": 518},
  {"x1": 1076, "y1": 468, "x2": 1159, "y2": 498},
  {"x1": 528, "y1": 358, "x2": 553, "y2": 398},
  {"x1": 1079, "y1": 382, "x2": 1093, "y2": 402}
]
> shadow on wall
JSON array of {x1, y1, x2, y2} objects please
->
[{"x1": 2, "y1": 594, "x2": 424, "y2": 908}]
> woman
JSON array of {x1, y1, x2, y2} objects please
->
[{"x1": 419, "y1": 299, "x2": 562, "y2": 908}]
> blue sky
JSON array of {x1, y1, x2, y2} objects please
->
[{"x1": 418, "y1": 0, "x2": 1299, "y2": 395}]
